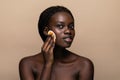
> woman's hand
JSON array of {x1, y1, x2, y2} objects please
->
[{"x1": 41, "y1": 36, "x2": 55, "y2": 65}]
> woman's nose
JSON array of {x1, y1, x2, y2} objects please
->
[{"x1": 64, "y1": 26, "x2": 71, "y2": 34}]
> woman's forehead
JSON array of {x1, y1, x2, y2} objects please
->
[{"x1": 49, "y1": 12, "x2": 74, "y2": 23}]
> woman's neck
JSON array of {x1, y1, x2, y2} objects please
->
[{"x1": 53, "y1": 46, "x2": 70, "y2": 61}]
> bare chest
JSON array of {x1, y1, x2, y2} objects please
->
[
  {"x1": 51, "y1": 64, "x2": 79, "y2": 80},
  {"x1": 33, "y1": 62, "x2": 79, "y2": 80}
]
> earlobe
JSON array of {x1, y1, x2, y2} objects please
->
[{"x1": 43, "y1": 27, "x2": 49, "y2": 36}]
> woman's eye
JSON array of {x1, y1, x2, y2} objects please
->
[
  {"x1": 69, "y1": 24, "x2": 74, "y2": 29},
  {"x1": 56, "y1": 24, "x2": 64, "y2": 29}
]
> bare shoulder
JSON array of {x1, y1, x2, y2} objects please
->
[
  {"x1": 19, "y1": 55, "x2": 34, "y2": 68},
  {"x1": 19, "y1": 53, "x2": 43, "y2": 69},
  {"x1": 70, "y1": 51, "x2": 93, "y2": 63},
  {"x1": 19, "y1": 53, "x2": 44, "y2": 79},
  {"x1": 78, "y1": 55, "x2": 94, "y2": 68},
  {"x1": 70, "y1": 52, "x2": 94, "y2": 71},
  {"x1": 71, "y1": 53, "x2": 94, "y2": 79}
]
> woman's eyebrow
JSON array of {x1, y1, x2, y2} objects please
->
[
  {"x1": 56, "y1": 21, "x2": 74, "y2": 24},
  {"x1": 56, "y1": 21, "x2": 64, "y2": 24}
]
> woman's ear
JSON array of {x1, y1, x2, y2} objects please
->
[{"x1": 43, "y1": 27, "x2": 49, "y2": 36}]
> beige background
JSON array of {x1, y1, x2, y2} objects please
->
[{"x1": 0, "y1": 0, "x2": 120, "y2": 80}]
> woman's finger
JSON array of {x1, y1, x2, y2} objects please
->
[
  {"x1": 42, "y1": 36, "x2": 51, "y2": 52},
  {"x1": 45, "y1": 37, "x2": 55, "y2": 54}
]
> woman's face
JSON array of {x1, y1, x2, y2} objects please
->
[{"x1": 48, "y1": 12, "x2": 75, "y2": 48}]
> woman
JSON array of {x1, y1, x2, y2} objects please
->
[{"x1": 19, "y1": 5, "x2": 94, "y2": 80}]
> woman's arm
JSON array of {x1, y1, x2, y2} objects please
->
[
  {"x1": 19, "y1": 58, "x2": 34, "y2": 80},
  {"x1": 19, "y1": 35, "x2": 55, "y2": 80},
  {"x1": 79, "y1": 59, "x2": 94, "y2": 80},
  {"x1": 39, "y1": 35, "x2": 55, "y2": 80}
]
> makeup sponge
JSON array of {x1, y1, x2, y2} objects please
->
[{"x1": 48, "y1": 30, "x2": 56, "y2": 42}]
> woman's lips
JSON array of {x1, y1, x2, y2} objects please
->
[
  {"x1": 63, "y1": 36, "x2": 73, "y2": 43},
  {"x1": 64, "y1": 37, "x2": 72, "y2": 42}
]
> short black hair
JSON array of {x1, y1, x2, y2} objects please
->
[{"x1": 38, "y1": 5, "x2": 74, "y2": 41}]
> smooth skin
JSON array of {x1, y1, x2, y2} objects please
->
[{"x1": 19, "y1": 12, "x2": 94, "y2": 80}]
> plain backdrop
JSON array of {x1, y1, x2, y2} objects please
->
[{"x1": 0, "y1": 0, "x2": 120, "y2": 80}]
